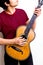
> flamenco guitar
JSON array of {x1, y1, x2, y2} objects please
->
[{"x1": 6, "y1": 0, "x2": 43, "y2": 61}]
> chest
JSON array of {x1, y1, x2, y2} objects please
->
[{"x1": 1, "y1": 14, "x2": 26, "y2": 36}]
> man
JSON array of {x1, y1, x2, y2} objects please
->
[{"x1": 0, "y1": 0, "x2": 41, "y2": 65}]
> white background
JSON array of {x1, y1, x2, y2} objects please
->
[{"x1": 0, "y1": 0, "x2": 43, "y2": 65}]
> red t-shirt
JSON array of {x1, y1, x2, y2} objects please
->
[{"x1": 0, "y1": 8, "x2": 29, "y2": 39}]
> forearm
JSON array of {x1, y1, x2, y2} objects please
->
[
  {"x1": 32, "y1": 20, "x2": 36, "y2": 30},
  {"x1": 26, "y1": 20, "x2": 36, "y2": 30},
  {"x1": 0, "y1": 38, "x2": 15, "y2": 45}
]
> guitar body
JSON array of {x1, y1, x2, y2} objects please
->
[{"x1": 6, "y1": 26, "x2": 35, "y2": 61}]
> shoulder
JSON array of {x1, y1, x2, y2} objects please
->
[
  {"x1": 16, "y1": 8, "x2": 27, "y2": 14},
  {"x1": 0, "y1": 11, "x2": 4, "y2": 17},
  {"x1": 0, "y1": 11, "x2": 5, "y2": 21},
  {"x1": 0, "y1": 11, "x2": 5, "y2": 23},
  {"x1": 0, "y1": 11, "x2": 3, "y2": 26},
  {"x1": 16, "y1": 8, "x2": 28, "y2": 18}
]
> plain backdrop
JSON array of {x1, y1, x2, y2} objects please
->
[{"x1": 0, "y1": 0, "x2": 43, "y2": 65}]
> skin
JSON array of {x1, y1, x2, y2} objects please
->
[{"x1": 0, "y1": 0, "x2": 41, "y2": 46}]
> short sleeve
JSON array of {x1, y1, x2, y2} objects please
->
[
  {"x1": 19, "y1": 9, "x2": 29, "y2": 25},
  {"x1": 22, "y1": 9, "x2": 29, "y2": 21}
]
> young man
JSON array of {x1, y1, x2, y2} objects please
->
[{"x1": 0, "y1": 0, "x2": 41, "y2": 65}]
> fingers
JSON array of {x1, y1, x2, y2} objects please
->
[
  {"x1": 19, "y1": 37, "x2": 26, "y2": 42},
  {"x1": 19, "y1": 41, "x2": 26, "y2": 46},
  {"x1": 34, "y1": 8, "x2": 41, "y2": 16},
  {"x1": 18, "y1": 37, "x2": 26, "y2": 46},
  {"x1": 35, "y1": 8, "x2": 41, "y2": 11}
]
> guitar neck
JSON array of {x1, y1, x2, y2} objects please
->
[
  {"x1": 24, "y1": 14, "x2": 37, "y2": 37},
  {"x1": 24, "y1": 4, "x2": 42, "y2": 38}
]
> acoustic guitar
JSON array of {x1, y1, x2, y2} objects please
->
[{"x1": 6, "y1": 0, "x2": 43, "y2": 61}]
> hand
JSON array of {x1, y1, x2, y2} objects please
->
[
  {"x1": 14, "y1": 37, "x2": 26, "y2": 46},
  {"x1": 34, "y1": 8, "x2": 41, "y2": 16}
]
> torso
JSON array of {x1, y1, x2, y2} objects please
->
[{"x1": 0, "y1": 8, "x2": 28, "y2": 39}]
